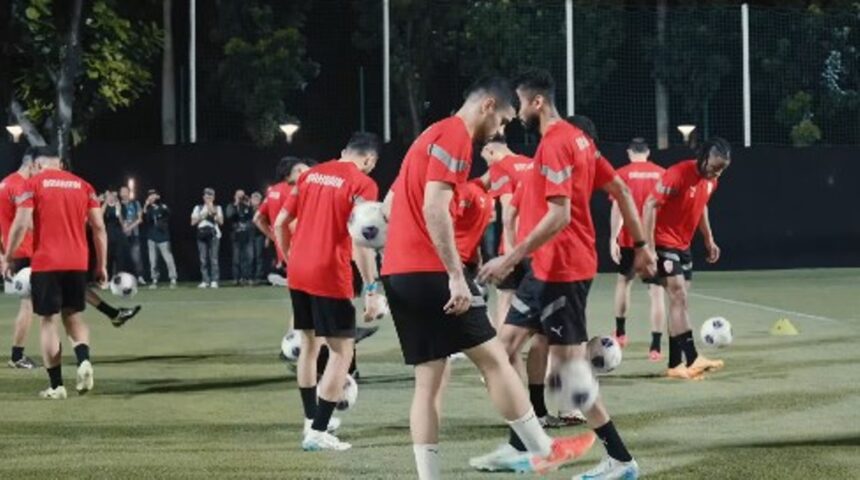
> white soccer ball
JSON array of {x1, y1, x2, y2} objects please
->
[
  {"x1": 701, "y1": 317, "x2": 733, "y2": 347},
  {"x1": 280, "y1": 331, "x2": 301, "y2": 361},
  {"x1": 318, "y1": 374, "x2": 358, "y2": 412},
  {"x1": 587, "y1": 336, "x2": 623, "y2": 374},
  {"x1": 347, "y1": 201, "x2": 388, "y2": 249},
  {"x1": 546, "y1": 359, "x2": 599, "y2": 413},
  {"x1": 10, "y1": 267, "x2": 31, "y2": 298},
  {"x1": 109, "y1": 272, "x2": 138, "y2": 298}
]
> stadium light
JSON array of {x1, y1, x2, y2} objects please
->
[
  {"x1": 677, "y1": 124, "x2": 696, "y2": 145},
  {"x1": 128, "y1": 178, "x2": 136, "y2": 200},
  {"x1": 280, "y1": 121, "x2": 300, "y2": 144},
  {"x1": 6, "y1": 125, "x2": 23, "y2": 143}
]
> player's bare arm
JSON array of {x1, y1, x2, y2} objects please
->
[
  {"x1": 272, "y1": 207, "x2": 294, "y2": 264},
  {"x1": 698, "y1": 206, "x2": 720, "y2": 263},
  {"x1": 603, "y1": 177, "x2": 657, "y2": 277},
  {"x1": 642, "y1": 195, "x2": 661, "y2": 255},
  {"x1": 423, "y1": 180, "x2": 470, "y2": 315},
  {"x1": 499, "y1": 193, "x2": 515, "y2": 253},
  {"x1": 3, "y1": 206, "x2": 33, "y2": 277},
  {"x1": 352, "y1": 241, "x2": 380, "y2": 321},
  {"x1": 87, "y1": 207, "x2": 109, "y2": 285},
  {"x1": 609, "y1": 201, "x2": 623, "y2": 264},
  {"x1": 253, "y1": 210, "x2": 276, "y2": 242},
  {"x1": 382, "y1": 190, "x2": 394, "y2": 218}
]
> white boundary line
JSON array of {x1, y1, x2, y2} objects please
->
[{"x1": 689, "y1": 292, "x2": 847, "y2": 324}]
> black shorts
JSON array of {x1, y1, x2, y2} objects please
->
[
  {"x1": 31, "y1": 271, "x2": 88, "y2": 317},
  {"x1": 505, "y1": 270, "x2": 591, "y2": 346},
  {"x1": 382, "y1": 271, "x2": 496, "y2": 366},
  {"x1": 616, "y1": 248, "x2": 635, "y2": 278},
  {"x1": 290, "y1": 289, "x2": 356, "y2": 338},
  {"x1": 644, "y1": 247, "x2": 693, "y2": 285},
  {"x1": 497, "y1": 259, "x2": 532, "y2": 291}
]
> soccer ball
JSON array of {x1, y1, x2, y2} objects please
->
[
  {"x1": 587, "y1": 336, "x2": 623, "y2": 374},
  {"x1": 280, "y1": 331, "x2": 301, "y2": 361},
  {"x1": 318, "y1": 374, "x2": 358, "y2": 411},
  {"x1": 347, "y1": 201, "x2": 388, "y2": 249},
  {"x1": 701, "y1": 317, "x2": 733, "y2": 347},
  {"x1": 546, "y1": 359, "x2": 599, "y2": 413},
  {"x1": 109, "y1": 272, "x2": 138, "y2": 298},
  {"x1": 10, "y1": 267, "x2": 31, "y2": 298}
]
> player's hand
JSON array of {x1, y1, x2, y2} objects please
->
[
  {"x1": 478, "y1": 255, "x2": 514, "y2": 285},
  {"x1": 0, "y1": 256, "x2": 11, "y2": 280},
  {"x1": 610, "y1": 242, "x2": 621, "y2": 264},
  {"x1": 444, "y1": 274, "x2": 472, "y2": 315},
  {"x1": 363, "y1": 293, "x2": 387, "y2": 322},
  {"x1": 633, "y1": 247, "x2": 657, "y2": 278},
  {"x1": 705, "y1": 239, "x2": 721, "y2": 264},
  {"x1": 94, "y1": 267, "x2": 109, "y2": 288}
]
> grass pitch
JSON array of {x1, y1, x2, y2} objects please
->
[{"x1": 1, "y1": 269, "x2": 859, "y2": 479}]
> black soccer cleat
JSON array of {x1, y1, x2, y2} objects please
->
[
  {"x1": 355, "y1": 326, "x2": 379, "y2": 344},
  {"x1": 111, "y1": 305, "x2": 142, "y2": 328},
  {"x1": 7, "y1": 355, "x2": 38, "y2": 369}
]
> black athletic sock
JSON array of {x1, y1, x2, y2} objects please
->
[
  {"x1": 312, "y1": 398, "x2": 337, "y2": 432},
  {"x1": 73, "y1": 344, "x2": 90, "y2": 366},
  {"x1": 528, "y1": 384, "x2": 548, "y2": 418},
  {"x1": 615, "y1": 317, "x2": 626, "y2": 336},
  {"x1": 668, "y1": 334, "x2": 684, "y2": 368},
  {"x1": 680, "y1": 330, "x2": 699, "y2": 366},
  {"x1": 508, "y1": 427, "x2": 527, "y2": 452},
  {"x1": 11, "y1": 346, "x2": 24, "y2": 362},
  {"x1": 95, "y1": 300, "x2": 119, "y2": 319},
  {"x1": 595, "y1": 421, "x2": 632, "y2": 462},
  {"x1": 299, "y1": 386, "x2": 317, "y2": 420},
  {"x1": 47, "y1": 365, "x2": 63, "y2": 388},
  {"x1": 650, "y1": 332, "x2": 662, "y2": 352}
]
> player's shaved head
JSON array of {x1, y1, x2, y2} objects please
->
[
  {"x1": 629, "y1": 137, "x2": 649, "y2": 154},
  {"x1": 464, "y1": 75, "x2": 515, "y2": 110},
  {"x1": 31, "y1": 145, "x2": 60, "y2": 167},
  {"x1": 344, "y1": 131, "x2": 381, "y2": 158},
  {"x1": 567, "y1": 115, "x2": 599, "y2": 141}
]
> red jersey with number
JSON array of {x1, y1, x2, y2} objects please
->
[
  {"x1": 0, "y1": 172, "x2": 33, "y2": 259},
  {"x1": 652, "y1": 160, "x2": 717, "y2": 250},
  {"x1": 614, "y1": 161, "x2": 665, "y2": 248},
  {"x1": 258, "y1": 181, "x2": 292, "y2": 262},
  {"x1": 488, "y1": 154, "x2": 534, "y2": 198},
  {"x1": 454, "y1": 179, "x2": 493, "y2": 264},
  {"x1": 17, "y1": 169, "x2": 98, "y2": 272},
  {"x1": 517, "y1": 121, "x2": 616, "y2": 282},
  {"x1": 382, "y1": 116, "x2": 473, "y2": 275},
  {"x1": 284, "y1": 161, "x2": 378, "y2": 299}
]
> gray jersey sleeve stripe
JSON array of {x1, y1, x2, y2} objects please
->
[
  {"x1": 540, "y1": 165, "x2": 573, "y2": 185},
  {"x1": 14, "y1": 192, "x2": 33, "y2": 205},
  {"x1": 428, "y1": 144, "x2": 468, "y2": 173},
  {"x1": 490, "y1": 176, "x2": 511, "y2": 192}
]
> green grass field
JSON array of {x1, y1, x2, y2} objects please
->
[{"x1": 1, "y1": 269, "x2": 859, "y2": 479}]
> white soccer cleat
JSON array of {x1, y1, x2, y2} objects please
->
[
  {"x1": 210, "y1": 282, "x2": 219, "y2": 289},
  {"x1": 301, "y1": 429, "x2": 351, "y2": 452},
  {"x1": 468, "y1": 443, "x2": 533, "y2": 473},
  {"x1": 303, "y1": 417, "x2": 342, "y2": 436},
  {"x1": 267, "y1": 273, "x2": 288, "y2": 287},
  {"x1": 572, "y1": 456, "x2": 640, "y2": 480},
  {"x1": 197, "y1": 282, "x2": 208, "y2": 289},
  {"x1": 39, "y1": 386, "x2": 68, "y2": 400},
  {"x1": 76, "y1": 360, "x2": 94, "y2": 394}
]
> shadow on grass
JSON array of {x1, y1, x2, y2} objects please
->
[
  {"x1": 97, "y1": 354, "x2": 225, "y2": 365},
  {"x1": 100, "y1": 375, "x2": 287, "y2": 395}
]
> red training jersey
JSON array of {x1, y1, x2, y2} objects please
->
[
  {"x1": 488, "y1": 154, "x2": 534, "y2": 198},
  {"x1": 614, "y1": 161, "x2": 665, "y2": 248},
  {"x1": 517, "y1": 121, "x2": 616, "y2": 282},
  {"x1": 284, "y1": 160, "x2": 378, "y2": 299},
  {"x1": 0, "y1": 172, "x2": 34, "y2": 259},
  {"x1": 382, "y1": 116, "x2": 473, "y2": 275},
  {"x1": 453, "y1": 179, "x2": 494, "y2": 264},
  {"x1": 258, "y1": 181, "x2": 292, "y2": 262},
  {"x1": 652, "y1": 160, "x2": 718, "y2": 250},
  {"x1": 17, "y1": 169, "x2": 99, "y2": 272}
]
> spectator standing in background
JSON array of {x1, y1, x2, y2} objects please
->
[
  {"x1": 249, "y1": 191, "x2": 266, "y2": 284},
  {"x1": 191, "y1": 188, "x2": 224, "y2": 288},
  {"x1": 143, "y1": 189, "x2": 178, "y2": 289},
  {"x1": 225, "y1": 189, "x2": 254, "y2": 286},
  {"x1": 119, "y1": 186, "x2": 146, "y2": 285},
  {"x1": 102, "y1": 191, "x2": 127, "y2": 277}
]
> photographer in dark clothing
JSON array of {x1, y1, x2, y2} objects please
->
[
  {"x1": 144, "y1": 189, "x2": 177, "y2": 288},
  {"x1": 225, "y1": 189, "x2": 255, "y2": 285}
]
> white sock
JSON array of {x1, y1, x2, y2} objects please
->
[
  {"x1": 413, "y1": 444, "x2": 440, "y2": 480},
  {"x1": 507, "y1": 408, "x2": 552, "y2": 457}
]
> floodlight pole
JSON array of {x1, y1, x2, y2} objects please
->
[
  {"x1": 189, "y1": 0, "x2": 197, "y2": 143},
  {"x1": 565, "y1": 0, "x2": 574, "y2": 116},
  {"x1": 382, "y1": 0, "x2": 391, "y2": 143},
  {"x1": 742, "y1": 3, "x2": 751, "y2": 147}
]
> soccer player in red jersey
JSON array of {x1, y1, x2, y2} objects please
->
[
  {"x1": 2, "y1": 147, "x2": 108, "y2": 400},
  {"x1": 478, "y1": 70, "x2": 656, "y2": 480},
  {"x1": 1, "y1": 149, "x2": 38, "y2": 369},
  {"x1": 642, "y1": 138, "x2": 731, "y2": 380},
  {"x1": 609, "y1": 138, "x2": 667, "y2": 359},
  {"x1": 273, "y1": 133, "x2": 383, "y2": 452},
  {"x1": 254, "y1": 156, "x2": 314, "y2": 268},
  {"x1": 382, "y1": 76, "x2": 595, "y2": 479},
  {"x1": 453, "y1": 178, "x2": 495, "y2": 271}
]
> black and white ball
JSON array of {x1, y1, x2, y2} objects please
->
[
  {"x1": 280, "y1": 331, "x2": 301, "y2": 361},
  {"x1": 546, "y1": 359, "x2": 599, "y2": 413},
  {"x1": 587, "y1": 336, "x2": 623, "y2": 374},
  {"x1": 701, "y1": 317, "x2": 733, "y2": 347},
  {"x1": 318, "y1": 374, "x2": 358, "y2": 411},
  {"x1": 10, "y1": 267, "x2": 31, "y2": 298},
  {"x1": 109, "y1": 272, "x2": 138, "y2": 298},
  {"x1": 347, "y1": 201, "x2": 388, "y2": 249}
]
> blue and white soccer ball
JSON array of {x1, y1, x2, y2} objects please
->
[
  {"x1": 109, "y1": 272, "x2": 138, "y2": 298},
  {"x1": 318, "y1": 373, "x2": 358, "y2": 411},
  {"x1": 701, "y1": 317, "x2": 733, "y2": 347},
  {"x1": 10, "y1": 267, "x2": 31, "y2": 298},
  {"x1": 280, "y1": 331, "x2": 301, "y2": 361},
  {"x1": 348, "y1": 201, "x2": 388, "y2": 249},
  {"x1": 546, "y1": 359, "x2": 599, "y2": 413},
  {"x1": 587, "y1": 335, "x2": 623, "y2": 374}
]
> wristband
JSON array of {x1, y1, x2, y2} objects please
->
[
  {"x1": 363, "y1": 281, "x2": 379, "y2": 294},
  {"x1": 633, "y1": 241, "x2": 647, "y2": 249}
]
